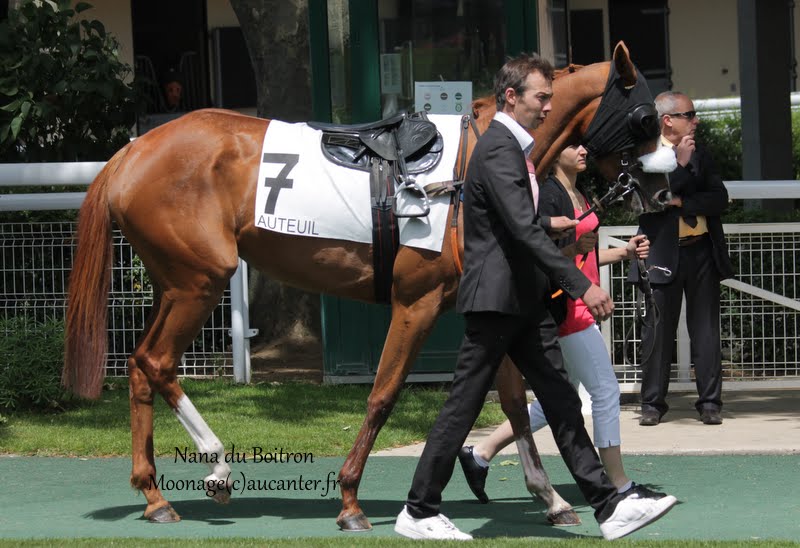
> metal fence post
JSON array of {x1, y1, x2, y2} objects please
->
[
  {"x1": 676, "y1": 296, "x2": 692, "y2": 382},
  {"x1": 229, "y1": 258, "x2": 257, "y2": 383}
]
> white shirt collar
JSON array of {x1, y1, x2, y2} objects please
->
[{"x1": 494, "y1": 111, "x2": 535, "y2": 158}]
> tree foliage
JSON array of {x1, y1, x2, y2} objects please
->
[{"x1": 0, "y1": 0, "x2": 138, "y2": 162}]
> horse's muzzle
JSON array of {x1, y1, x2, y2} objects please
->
[
  {"x1": 633, "y1": 169, "x2": 672, "y2": 213},
  {"x1": 654, "y1": 189, "x2": 672, "y2": 208}
]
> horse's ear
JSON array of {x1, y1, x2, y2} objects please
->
[{"x1": 613, "y1": 41, "x2": 637, "y2": 88}]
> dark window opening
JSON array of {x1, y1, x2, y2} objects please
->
[{"x1": 131, "y1": 0, "x2": 210, "y2": 132}]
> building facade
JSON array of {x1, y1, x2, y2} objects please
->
[{"x1": 49, "y1": 0, "x2": 798, "y2": 127}]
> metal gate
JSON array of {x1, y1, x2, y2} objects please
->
[{"x1": 601, "y1": 222, "x2": 800, "y2": 392}]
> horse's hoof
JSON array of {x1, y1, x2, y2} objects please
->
[
  {"x1": 211, "y1": 490, "x2": 231, "y2": 504},
  {"x1": 547, "y1": 508, "x2": 581, "y2": 527},
  {"x1": 336, "y1": 512, "x2": 372, "y2": 531},
  {"x1": 147, "y1": 504, "x2": 181, "y2": 523}
]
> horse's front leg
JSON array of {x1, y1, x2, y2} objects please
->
[
  {"x1": 336, "y1": 291, "x2": 443, "y2": 531},
  {"x1": 496, "y1": 357, "x2": 580, "y2": 526}
]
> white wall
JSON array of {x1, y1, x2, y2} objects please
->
[
  {"x1": 207, "y1": 0, "x2": 239, "y2": 28},
  {"x1": 73, "y1": 0, "x2": 134, "y2": 70},
  {"x1": 668, "y1": 0, "x2": 740, "y2": 99}
]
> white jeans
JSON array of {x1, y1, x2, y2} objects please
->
[{"x1": 528, "y1": 324, "x2": 621, "y2": 448}]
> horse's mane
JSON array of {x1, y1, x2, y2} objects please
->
[{"x1": 554, "y1": 64, "x2": 585, "y2": 78}]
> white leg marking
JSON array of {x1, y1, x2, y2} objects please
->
[{"x1": 174, "y1": 395, "x2": 232, "y2": 503}]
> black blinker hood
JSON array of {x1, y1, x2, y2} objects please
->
[{"x1": 582, "y1": 62, "x2": 659, "y2": 157}]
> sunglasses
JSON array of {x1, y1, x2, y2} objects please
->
[{"x1": 666, "y1": 110, "x2": 697, "y2": 120}]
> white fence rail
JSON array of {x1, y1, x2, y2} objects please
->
[
  {"x1": 695, "y1": 91, "x2": 800, "y2": 118},
  {"x1": 0, "y1": 162, "x2": 254, "y2": 383}
]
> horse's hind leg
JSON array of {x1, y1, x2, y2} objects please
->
[
  {"x1": 336, "y1": 291, "x2": 443, "y2": 531},
  {"x1": 496, "y1": 358, "x2": 580, "y2": 526},
  {"x1": 128, "y1": 288, "x2": 176, "y2": 521},
  {"x1": 128, "y1": 265, "x2": 236, "y2": 522}
]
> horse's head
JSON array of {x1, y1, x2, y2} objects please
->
[
  {"x1": 521, "y1": 43, "x2": 672, "y2": 215},
  {"x1": 470, "y1": 43, "x2": 672, "y2": 214},
  {"x1": 577, "y1": 42, "x2": 672, "y2": 214}
]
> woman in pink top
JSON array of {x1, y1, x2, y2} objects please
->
[{"x1": 459, "y1": 145, "x2": 654, "y2": 500}]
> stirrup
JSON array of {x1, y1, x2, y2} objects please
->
[{"x1": 392, "y1": 177, "x2": 431, "y2": 218}]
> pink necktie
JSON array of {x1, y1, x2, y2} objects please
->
[{"x1": 526, "y1": 158, "x2": 539, "y2": 210}]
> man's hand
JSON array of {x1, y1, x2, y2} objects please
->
[
  {"x1": 675, "y1": 135, "x2": 695, "y2": 167},
  {"x1": 668, "y1": 196, "x2": 683, "y2": 208},
  {"x1": 626, "y1": 234, "x2": 649, "y2": 260},
  {"x1": 548, "y1": 216, "x2": 579, "y2": 239},
  {"x1": 575, "y1": 231, "x2": 598, "y2": 254},
  {"x1": 582, "y1": 284, "x2": 614, "y2": 322}
]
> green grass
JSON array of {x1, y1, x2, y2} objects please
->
[
  {"x1": 0, "y1": 539, "x2": 797, "y2": 547},
  {"x1": 0, "y1": 378, "x2": 507, "y2": 457}
]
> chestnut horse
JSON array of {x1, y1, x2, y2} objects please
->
[{"x1": 62, "y1": 43, "x2": 669, "y2": 530}]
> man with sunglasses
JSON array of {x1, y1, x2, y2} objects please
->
[{"x1": 629, "y1": 91, "x2": 733, "y2": 427}]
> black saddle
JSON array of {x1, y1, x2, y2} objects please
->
[
  {"x1": 307, "y1": 112, "x2": 406, "y2": 134},
  {"x1": 311, "y1": 112, "x2": 443, "y2": 174},
  {"x1": 308, "y1": 112, "x2": 444, "y2": 305}
]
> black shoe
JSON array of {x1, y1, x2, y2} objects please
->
[
  {"x1": 639, "y1": 409, "x2": 661, "y2": 426},
  {"x1": 700, "y1": 409, "x2": 722, "y2": 425},
  {"x1": 626, "y1": 482, "x2": 667, "y2": 499},
  {"x1": 457, "y1": 446, "x2": 489, "y2": 503}
]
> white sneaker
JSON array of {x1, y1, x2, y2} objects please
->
[
  {"x1": 599, "y1": 492, "x2": 678, "y2": 540},
  {"x1": 394, "y1": 506, "x2": 473, "y2": 540}
]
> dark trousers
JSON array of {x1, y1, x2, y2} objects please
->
[
  {"x1": 640, "y1": 238, "x2": 723, "y2": 416},
  {"x1": 405, "y1": 310, "x2": 622, "y2": 523}
]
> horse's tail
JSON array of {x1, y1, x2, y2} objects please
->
[{"x1": 62, "y1": 153, "x2": 121, "y2": 399}]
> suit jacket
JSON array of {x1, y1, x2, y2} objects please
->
[
  {"x1": 627, "y1": 142, "x2": 734, "y2": 285},
  {"x1": 456, "y1": 120, "x2": 591, "y2": 315}
]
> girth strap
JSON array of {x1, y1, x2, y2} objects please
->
[{"x1": 370, "y1": 158, "x2": 399, "y2": 304}]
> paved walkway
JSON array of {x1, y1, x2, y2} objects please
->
[{"x1": 375, "y1": 389, "x2": 800, "y2": 456}]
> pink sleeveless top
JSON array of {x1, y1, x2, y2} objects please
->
[{"x1": 558, "y1": 207, "x2": 600, "y2": 337}]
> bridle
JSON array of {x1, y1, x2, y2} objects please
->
[
  {"x1": 574, "y1": 149, "x2": 645, "y2": 222},
  {"x1": 577, "y1": 70, "x2": 670, "y2": 367}
]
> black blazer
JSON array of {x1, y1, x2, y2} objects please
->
[
  {"x1": 456, "y1": 120, "x2": 591, "y2": 315},
  {"x1": 537, "y1": 175, "x2": 598, "y2": 324},
  {"x1": 627, "y1": 143, "x2": 734, "y2": 285}
]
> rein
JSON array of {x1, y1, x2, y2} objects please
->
[
  {"x1": 575, "y1": 62, "x2": 666, "y2": 368},
  {"x1": 546, "y1": 148, "x2": 666, "y2": 369},
  {"x1": 550, "y1": 149, "x2": 643, "y2": 299},
  {"x1": 623, "y1": 260, "x2": 671, "y2": 367}
]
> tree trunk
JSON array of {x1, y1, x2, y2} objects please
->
[
  {"x1": 231, "y1": 0, "x2": 313, "y2": 122},
  {"x1": 230, "y1": 0, "x2": 320, "y2": 343}
]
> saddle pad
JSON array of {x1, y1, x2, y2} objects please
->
[{"x1": 253, "y1": 114, "x2": 461, "y2": 252}]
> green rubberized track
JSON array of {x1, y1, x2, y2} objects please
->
[{"x1": 1, "y1": 454, "x2": 798, "y2": 541}]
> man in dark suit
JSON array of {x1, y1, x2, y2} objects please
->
[
  {"x1": 631, "y1": 91, "x2": 734, "y2": 427},
  {"x1": 394, "y1": 53, "x2": 677, "y2": 541}
]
